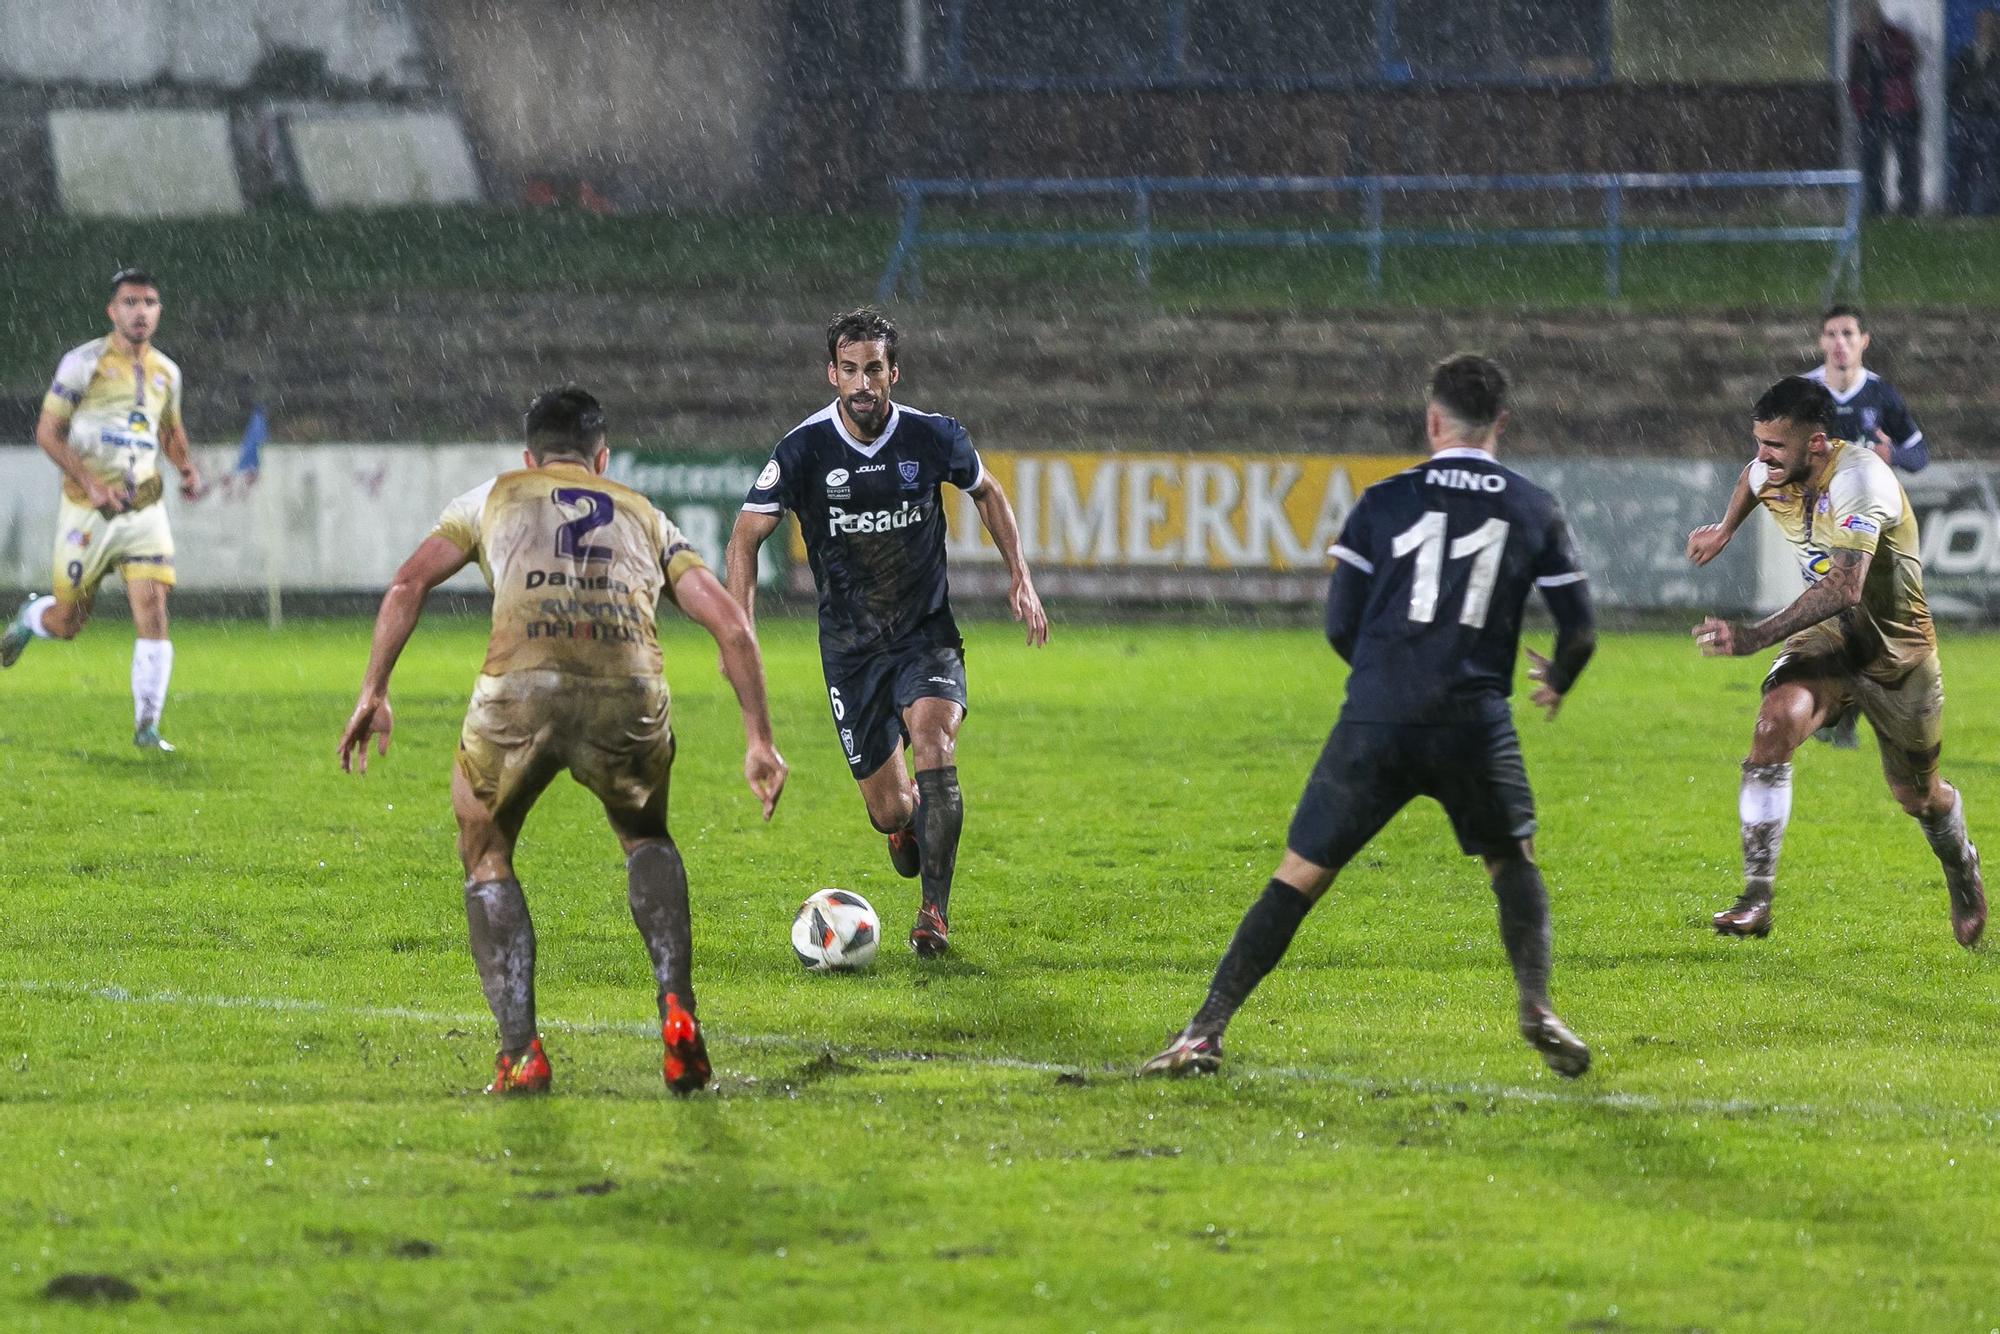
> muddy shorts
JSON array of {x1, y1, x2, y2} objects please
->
[
  {"x1": 1764, "y1": 627, "x2": 1944, "y2": 790},
  {"x1": 457, "y1": 670, "x2": 673, "y2": 826}
]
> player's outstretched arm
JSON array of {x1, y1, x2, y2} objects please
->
[
  {"x1": 970, "y1": 479, "x2": 1048, "y2": 646},
  {"x1": 673, "y1": 565, "x2": 788, "y2": 821},
  {"x1": 724, "y1": 510, "x2": 780, "y2": 625},
  {"x1": 1687, "y1": 464, "x2": 1759, "y2": 566},
  {"x1": 337, "y1": 535, "x2": 469, "y2": 774},
  {"x1": 1694, "y1": 547, "x2": 1870, "y2": 659},
  {"x1": 1525, "y1": 580, "x2": 1597, "y2": 721}
]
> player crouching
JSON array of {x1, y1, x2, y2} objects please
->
[{"x1": 338, "y1": 387, "x2": 787, "y2": 1095}]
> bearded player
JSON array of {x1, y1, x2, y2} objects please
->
[
  {"x1": 725, "y1": 308, "x2": 1047, "y2": 958},
  {"x1": 1688, "y1": 376, "x2": 1984, "y2": 947},
  {"x1": 3, "y1": 269, "x2": 203, "y2": 750},
  {"x1": 338, "y1": 387, "x2": 788, "y2": 1095}
]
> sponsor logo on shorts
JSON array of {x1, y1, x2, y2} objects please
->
[
  {"x1": 925, "y1": 676, "x2": 956, "y2": 685},
  {"x1": 840, "y1": 727, "x2": 856, "y2": 755},
  {"x1": 755, "y1": 460, "x2": 781, "y2": 490},
  {"x1": 1839, "y1": 514, "x2": 1880, "y2": 535}
]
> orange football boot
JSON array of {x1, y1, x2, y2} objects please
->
[
  {"x1": 485, "y1": 1037, "x2": 552, "y2": 1095},
  {"x1": 660, "y1": 992, "x2": 711, "y2": 1096}
]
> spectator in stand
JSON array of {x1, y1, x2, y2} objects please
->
[
  {"x1": 1851, "y1": 2, "x2": 1923, "y2": 217},
  {"x1": 1948, "y1": 9, "x2": 2000, "y2": 216}
]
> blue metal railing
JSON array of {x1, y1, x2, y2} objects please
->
[{"x1": 876, "y1": 170, "x2": 1864, "y2": 303}]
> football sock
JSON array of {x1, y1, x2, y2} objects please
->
[
  {"x1": 1190, "y1": 879, "x2": 1313, "y2": 1034},
  {"x1": 626, "y1": 838, "x2": 696, "y2": 1018},
  {"x1": 131, "y1": 638, "x2": 172, "y2": 729},
  {"x1": 1488, "y1": 857, "x2": 1552, "y2": 1019},
  {"x1": 1739, "y1": 761, "x2": 1793, "y2": 904},
  {"x1": 464, "y1": 877, "x2": 538, "y2": 1053},
  {"x1": 24, "y1": 595, "x2": 56, "y2": 639},
  {"x1": 1918, "y1": 786, "x2": 1973, "y2": 871},
  {"x1": 914, "y1": 766, "x2": 963, "y2": 913}
]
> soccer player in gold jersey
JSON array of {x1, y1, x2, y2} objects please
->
[
  {"x1": 1687, "y1": 376, "x2": 1984, "y2": 947},
  {"x1": 2, "y1": 269, "x2": 204, "y2": 751},
  {"x1": 337, "y1": 387, "x2": 788, "y2": 1095}
]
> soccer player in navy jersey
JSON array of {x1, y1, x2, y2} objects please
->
[
  {"x1": 1142, "y1": 354, "x2": 1598, "y2": 1080},
  {"x1": 1805, "y1": 306, "x2": 1928, "y2": 474},
  {"x1": 725, "y1": 308, "x2": 1048, "y2": 957}
]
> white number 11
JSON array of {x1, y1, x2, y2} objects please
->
[{"x1": 1390, "y1": 512, "x2": 1510, "y2": 628}]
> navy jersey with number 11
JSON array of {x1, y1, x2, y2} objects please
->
[{"x1": 1329, "y1": 448, "x2": 1586, "y2": 724}]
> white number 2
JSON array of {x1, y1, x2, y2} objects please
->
[{"x1": 1390, "y1": 512, "x2": 1510, "y2": 628}]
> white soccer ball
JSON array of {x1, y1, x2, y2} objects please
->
[{"x1": 790, "y1": 888, "x2": 881, "y2": 972}]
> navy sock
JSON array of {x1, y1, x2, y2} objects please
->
[
  {"x1": 914, "y1": 766, "x2": 963, "y2": 913},
  {"x1": 1191, "y1": 879, "x2": 1313, "y2": 1034}
]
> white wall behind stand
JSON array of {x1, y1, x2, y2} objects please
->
[
  {"x1": 287, "y1": 110, "x2": 483, "y2": 208},
  {"x1": 49, "y1": 110, "x2": 246, "y2": 217},
  {"x1": 0, "y1": 0, "x2": 423, "y2": 87}
]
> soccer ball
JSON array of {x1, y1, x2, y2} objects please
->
[{"x1": 790, "y1": 888, "x2": 881, "y2": 972}]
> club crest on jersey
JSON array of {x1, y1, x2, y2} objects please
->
[
  {"x1": 1860, "y1": 407, "x2": 1880, "y2": 434},
  {"x1": 755, "y1": 460, "x2": 780, "y2": 490},
  {"x1": 1804, "y1": 548, "x2": 1832, "y2": 581},
  {"x1": 127, "y1": 410, "x2": 150, "y2": 431},
  {"x1": 899, "y1": 460, "x2": 920, "y2": 488},
  {"x1": 64, "y1": 528, "x2": 90, "y2": 549},
  {"x1": 1814, "y1": 495, "x2": 1832, "y2": 514}
]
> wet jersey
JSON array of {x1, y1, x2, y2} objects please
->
[
  {"x1": 742, "y1": 401, "x2": 985, "y2": 656},
  {"x1": 1803, "y1": 366, "x2": 1926, "y2": 472},
  {"x1": 1328, "y1": 448, "x2": 1587, "y2": 724},
  {"x1": 432, "y1": 463, "x2": 706, "y2": 679},
  {"x1": 1749, "y1": 438, "x2": 1934, "y2": 679},
  {"x1": 40, "y1": 336, "x2": 183, "y2": 503}
]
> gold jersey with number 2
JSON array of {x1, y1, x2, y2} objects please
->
[
  {"x1": 1750, "y1": 438, "x2": 1935, "y2": 679},
  {"x1": 432, "y1": 463, "x2": 707, "y2": 680}
]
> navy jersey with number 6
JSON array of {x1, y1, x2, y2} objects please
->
[
  {"x1": 1328, "y1": 448, "x2": 1586, "y2": 724},
  {"x1": 743, "y1": 401, "x2": 985, "y2": 656}
]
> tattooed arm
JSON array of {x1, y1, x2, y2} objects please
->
[{"x1": 1693, "y1": 547, "x2": 1871, "y2": 658}]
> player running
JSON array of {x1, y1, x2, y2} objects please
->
[
  {"x1": 725, "y1": 308, "x2": 1047, "y2": 958},
  {"x1": 337, "y1": 387, "x2": 788, "y2": 1096},
  {"x1": 2, "y1": 269, "x2": 204, "y2": 751},
  {"x1": 1802, "y1": 306, "x2": 1927, "y2": 747},
  {"x1": 1142, "y1": 354, "x2": 1598, "y2": 1080},
  {"x1": 1687, "y1": 376, "x2": 1984, "y2": 947}
]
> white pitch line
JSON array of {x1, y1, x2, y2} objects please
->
[{"x1": 3, "y1": 978, "x2": 1989, "y2": 1123}]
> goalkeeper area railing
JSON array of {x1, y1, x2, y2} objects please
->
[{"x1": 875, "y1": 169, "x2": 1862, "y2": 303}]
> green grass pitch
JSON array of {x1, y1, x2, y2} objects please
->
[{"x1": 1, "y1": 615, "x2": 1997, "y2": 1330}]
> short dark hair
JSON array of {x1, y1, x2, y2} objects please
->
[
  {"x1": 1821, "y1": 304, "x2": 1866, "y2": 330},
  {"x1": 1428, "y1": 353, "x2": 1508, "y2": 431},
  {"x1": 826, "y1": 307, "x2": 898, "y2": 366},
  {"x1": 109, "y1": 267, "x2": 157, "y2": 296},
  {"x1": 523, "y1": 385, "x2": 607, "y2": 460},
  {"x1": 1752, "y1": 376, "x2": 1836, "y2": 432}
]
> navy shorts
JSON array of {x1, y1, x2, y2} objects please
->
[
  {"x1": 822, "y1": 640, "x2": 968, "y2": 779},
  {"x1": 1285, "y1": 716, "x2": 1538, "y2": 866}
]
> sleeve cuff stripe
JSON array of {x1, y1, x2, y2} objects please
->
[
  {"x1": 1899, "y1": 431, "x2": 1923, "y2": 447},
  {"x1": 741, "y1": 502, "x2": 782, "y2": 514},
  {"x1": 1329, "y1": 544, "x2": 1374, "y2": 573},
  {"x1": 1536, "y1": 571, "x2": 1588, "y2": 587}
]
